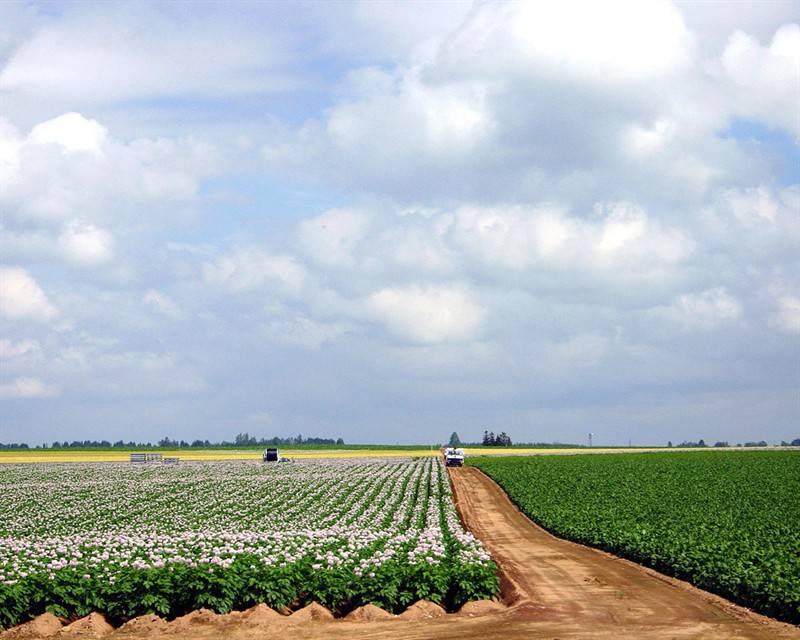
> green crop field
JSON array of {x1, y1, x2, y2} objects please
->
[{"x1": 471, "y1": 451, "x2": 800, "y2": 624}]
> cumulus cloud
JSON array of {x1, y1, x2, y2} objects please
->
[
  {"x1": 0, "y1": 338, "x2": 40, "y2": 359},
  {"x1": 0, "y1": 4, "x2": 297, "y2": 107},
  {"x1": 0, "y1": 377, "x2": 59, "y2": 398},
  {"x1": 451, "y1": 202, "x2": 693, "y2": 273},
  {"x1": 720, "y1": 24, "x2": 800, "y2": 137},
  {"x1": 0, "y1": 266, "x2": 57, "y2": 321},
  {"x1": 771, "y1": 296, "x2": 800, "y2": 334},
  {"x1": 700, "y1": 185, "x2": 800, "y2": 259},
  {"x1": 29, "y1": 112, "x2": 107, "y2": 154},
  {"x1": 366, "y1": 284, "x2": 485, "y2": 344},
  {"x1": 203, "y1": 248, "x2": 306, "y2": 295},
  {"x1": 263, "y1": 316, "x2": 351, "y2": 350},
  {"x1": 670, "y1": 288, "x2": 742, "y2": 330},
  {"x1": 142, "y1": 290, "x2": 180, "y2": 318},
  {"x1": 58, "y1": 223, "x2": 114, "y2": 266},
  {"x1": 1, "y1": 1, "x2": 798, "y2": 445},
  {"x1": 298, "y1": 208, "x2": 372, "y2": 268},
  {"x1": 0, "y1": 117, "x2": 21, "y2": 187},
  {"x1": 0, "y1": 112, "x2": 216, "y2": 228},
  {"x1": 439, "y1": 0, "x2": 693, "y2": 81},
  {"x1": 265, "y1": 5, "x2": 796, "y2": 208}
]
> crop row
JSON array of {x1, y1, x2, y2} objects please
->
[
  {"x1": 0, "y1": 457, "x2": 498, "y2": 628},
  {"x1": 472, "y1": 451, "x2": 800, "y2": 624}
]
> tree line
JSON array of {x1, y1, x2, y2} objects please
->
[
  {"x1": 0, "y1": 433, "x2": 345, "y2": 450},
  {"x1": 668, "y1": 439, "x2": 799, "y2": 448},
  {"x1": 447, "y1": 431, "x2": 514, "y2": 447}
]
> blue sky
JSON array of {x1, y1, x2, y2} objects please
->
[{"x1": 0, "y1": 0, "x2": 798, "y2": 446}]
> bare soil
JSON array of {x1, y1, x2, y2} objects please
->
[{"x1": 3, "y1": 466, "x2": 798, "y2": 639}]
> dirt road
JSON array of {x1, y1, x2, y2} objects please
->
[
  {"x1": 5, "y1": 467, "x2": 798, "y2": 640},
  {"x1": 447, "y1": 466, "x2": 800, "y2": 639}
]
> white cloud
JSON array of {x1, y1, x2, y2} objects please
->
[
  {"x1": 546, "y1": 334, "x2": 609, "y2": 372},
  {"x1": 263, "y1": 316, "x2": 351, "y2": 350},
  {"x1": 58, "y1": 223, "x2": 114, "y2": 266},
  {"x1": 264, "y1": 7, "x2": 795, "y2": 211},
  {"x1": 1, "y1": 112, "x2": 216, "y2": 229},
  {"x1": 0, "y1": 117, "x2": 22, "y2": 187},
  {"x1": 0, "y1": 338, "x2": 40, "y2": 359},
  {"x1": 313, "y1": 0, "x2": 473, "y2": 61},
  {"x1": 448, "y1": 0, "x2": 692, "y2": 81},
  {"x1": 203, "y1": 248, "x2": 306, "y2": 295},
  {"x1": 771, "y1": 296, "x2": 800, "y2": 334},
  {"x1": 0, "y1": 5, "x2": 296, "y2": 106},
  {"x1": 143, "y1": 289, "x2": 180, "y2": 318},
  {"x1": 0, "y1": 376, "x2": 59, "y2": 398},
  {"x1": 670, "y1": 288, "x2": 742, "y2": 330},
  {"x1": 366, "y1": 284, "x2": 485, "y2": 344},
  {"x1": 699, "y1": 186, "x2": 800, "y2": 258},
  {"x1": 450, "y1": 202, "x2": 693, "y2": 273},
  {"x1": 298, "y1": 208, "x2": 372, "y2": 268},
  {"x1": 29, "y1": 112, "x2": 107, "y2": 154},
  {"x1": 0, "y1": 266, "x2": 57, "y2": 321},
  {"x1": 1, "y1": 2, "x2": 798, "y2": 445},
  {"x1": 720, "y1": 23, "x2": 800, "y2": 137}
]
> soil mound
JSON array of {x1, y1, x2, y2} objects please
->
[
  {"x1": 397, "y1": 600, "x2": 447, "y2": 620},
  {"x1": 0, "y1": 613, "x2": 64, "y2": 639},
  {"x1": 167, "y1": 608, "x2": 219, "y2": 632},
  {"x1": 240, "y1": 604, "x2": 284, "y2": 625},
  {"x1": 458, "y1": 600, "x2": 506, "y2": 616},
  {"x1": 57, "y1": 613, "x2": 113, "y2": 637},
  {"x1": 117, "y1": 614, "x2": 169, "y2": 634},
  {"x1": 289, "y1": 603, "x2": 334, "y2": 622},
  {"x1": 345, "y1": 604, "x2": 394, "y2": 621}
]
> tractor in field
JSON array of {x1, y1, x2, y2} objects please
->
[{"x1": 444, "y1": 447, "x2": 465, "y2": 467}]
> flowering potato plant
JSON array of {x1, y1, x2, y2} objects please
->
[{"x1": 0, "y1": 457, "x2": 497, "y2": 628}]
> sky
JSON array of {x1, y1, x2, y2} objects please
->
[{"x1": 0, "y1": 0, "x2": 798, "y2": 447}]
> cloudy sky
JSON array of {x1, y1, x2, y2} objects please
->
[{"x1": 1, "y1": 0, "x2": 798, "y2": 446}]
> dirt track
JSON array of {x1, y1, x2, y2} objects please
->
[
  {"x1": 447, "y1": 466, "x2": 800, "y2": 640},
  {"x1": 5, "y1": 467, "x2": 799, "y2": 639}
]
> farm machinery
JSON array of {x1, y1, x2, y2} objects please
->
[{"x1": 444, "y1": 447, "x2": 465, "y2": 467}]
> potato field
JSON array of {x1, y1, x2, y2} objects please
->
[
  {"x1": 0, "y1": 457, "x2": 498, "y2": 629},
  {"x1": 472, "y1": 451, "x2": 800, "y2": 624}
]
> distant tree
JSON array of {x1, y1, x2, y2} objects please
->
[
  {"x1": 448, "y1": 432, "x2": 462, "y2": 446},
  {"x1": 667, "y1": 441, "x2": 672, "y2": 447},
  {"x1": 497, "y1": 432, "x2": 512, "y2": 446},
  {"x1": 336, "y1": 437, "x2": 345, "y2": 445},
  {"x1": 482, "y1": 430, "x2": 490, "y2": 446},
  {"x1": 791, "y1": 438, "x2": 800, "y2": 447},
  {"x1": 713, "y1": 441, "x2": 729, "y2": 448}
]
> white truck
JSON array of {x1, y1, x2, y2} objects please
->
[{"x1": 444, "y1": 447, "x2": 465, "y2": 467}]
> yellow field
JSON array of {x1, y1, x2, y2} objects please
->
[{"x1": 0, "y1": 447, "x2": 689, "y2": 464}]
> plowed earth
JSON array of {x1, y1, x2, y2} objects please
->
[{"x1": 3, "y1": 467, "x2": 798, "y2": 639}]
